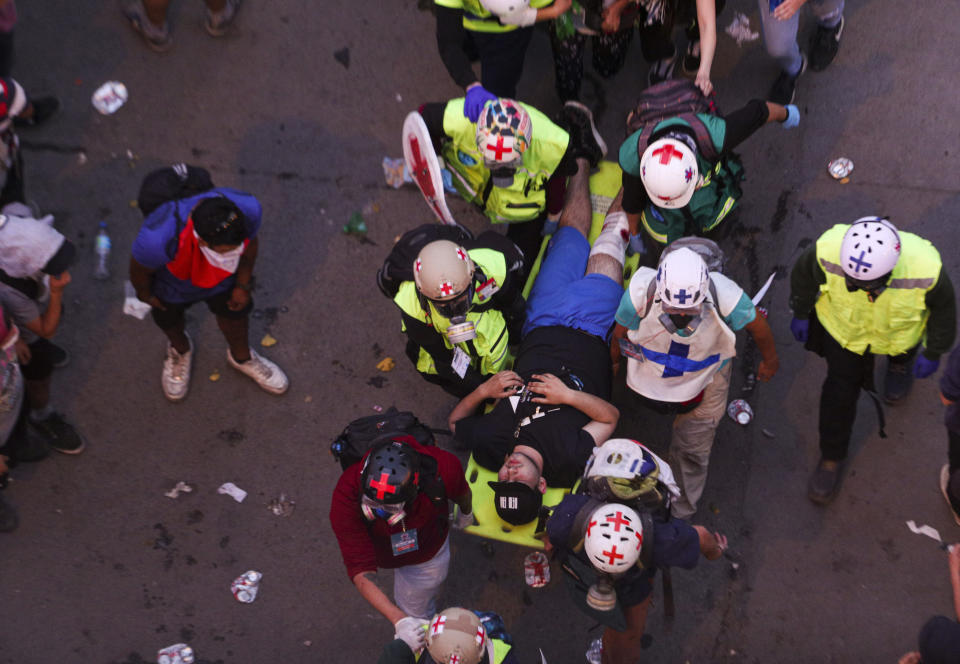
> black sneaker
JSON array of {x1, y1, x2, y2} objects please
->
[
  {"x1": 0, "y1": 429, "x2": 51, "y2": 463},
  {"x1": 0, "y1": 492, "x2": 17, "y2": 533},
  {"x1": 808, "y1": 16, "x2": 844, "y2": 72},
  {"x1": 29, "y1": 412, "x2": 85, "y2": 455},
  {"x1": 768, "y1": 55, "x2": 807, "y2": 105},
  {"x1": 561, "y1": 101, "x2": 607, "y2": 168},
  {"x1": 883, "y1": 358, "x2": 915, "y2": 405},
  {"x1": 682, "y1": 40, "x2": 700, "y2": 76},
  {"x1": 49, "y1": 343, "x2": 69, "y2": 369},
  {"x1": 808, "y1": 458, "x2": 842, "y2": 505},
  {"x1": 14, "y1": 96, "x2": 61, "y2": 128}
]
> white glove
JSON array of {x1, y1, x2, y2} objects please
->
[
  {"x1": 453, "y1": 505, "x2": 474, "y2": 529},
  {"x1": 498, "y1": 7, "x2": 538, "y2": 26},
  {"x1": 394, "y1": 616, "x2": 428, "y2": 654}
]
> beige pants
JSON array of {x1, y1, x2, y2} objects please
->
[{"x1": 669, "y1": 362, "x2": 732, "y2": 520}]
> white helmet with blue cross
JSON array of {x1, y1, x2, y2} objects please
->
[
  {"x1": 656, "y1": 246, "x2": 709, "y2": 310},
  {"x1": 839, "y1": 217, "x2": 901, "y2": 281}
]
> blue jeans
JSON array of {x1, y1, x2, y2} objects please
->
[{"x1": 758, "y1": 0, "x2": 844, "y2": 75}]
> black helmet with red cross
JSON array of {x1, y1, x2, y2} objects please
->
[{"x1": 360, "y1": 440, "x2": 422, "y2": 505}]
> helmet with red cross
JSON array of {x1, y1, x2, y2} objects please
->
[
  {"x1": 413, "y1": 240, "x2": 476, "y2": 315},
  {"x1": 583, "y1": 503, "x2": 644, "y2": 574},
  {"x1": 475, "y1": 98, "x2": 532, "y2": 169},
  {"x1": 639, "y1": 137, "x2": 700, "y2": 209},
  {"x1": 359, "y1": 440, "x2": 421, "y2": 506},
  {"x1": 426, "y1": 607, "x2": 487, "y2": 664}
]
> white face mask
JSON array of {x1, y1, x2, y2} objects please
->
[{"x1": 194, "y1": 230, "x2": 245, "y2": 273}]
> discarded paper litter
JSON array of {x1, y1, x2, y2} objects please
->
[
  {"x1": 725, "y1": 13, "x2": 759, "y2": 46},
  {"x1": 164, "y1": 481, "x2": 194, "y2": 499},
  {"x1": 218, "y1": 482, "x2": 247, "y2": 503},
  {"x1": 92, "y1": 81, "x2": 128, "y2": 115},
  {"x1": 123, "y1": 281, "x2": 152, "y2": 319}
]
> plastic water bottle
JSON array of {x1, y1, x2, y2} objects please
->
[{"x1": 93, "y1": 221, "x2": 110, "y2": 280}]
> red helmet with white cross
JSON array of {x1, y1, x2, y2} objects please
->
[
  {"x1": 639, "y1": 137, "x2": 699, "y2": 209},
  {"x1": 583, "y1": 503, "x2": 643, "y2": 574},
  {"x1": 426, "y1": 607, "x2": 487, "y2": 664},
  {"x1": 413, "y1": 240, "x2": 476, "y2": 302},
  {"x1": 475, "y1": 98, "x2": 532, "y2": 168}
]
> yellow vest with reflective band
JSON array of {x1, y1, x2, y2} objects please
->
[
  {"x1": 490, "y1": 636, "x2": 510, "y2": 663},
  {"x1": 394, "y1": 247, "x2": 511, "y2": 377},
  {"x1": 814, "y1": 224, "x2": 941, "y2": 356},
  {"x1": 435, "y1": 0, "x2": 554, "y2": 33},
  {"x1": 441, "y1": 98, "x2": 570, "y2": 224}
]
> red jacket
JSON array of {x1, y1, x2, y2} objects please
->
[{"x1": 329, "y1": 436, "x2": 468, "y2": 579}]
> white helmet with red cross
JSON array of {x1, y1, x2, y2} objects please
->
[
  {"x1": 639, "y1": 137, "x2": 699, "y2": 209},
  {"x1": 413, "y1": 239, "x2": 476, "y2": 301},
  {"x1": 583, "y1": 503, "x2": 643, "y2": 574},
  {"x1": 475, "y1": 98, "x2": 532, "y2": 168},
  {"x1": 426, "y1": 607, "x2": 487, "y2": 664}
]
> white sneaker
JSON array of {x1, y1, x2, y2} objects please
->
[
  {"x1": 162, "y1": 335, "x2": 193, "y2": 402},
  {"x1": 227, "y1": 348, "x2": 289, "y2": 395}
]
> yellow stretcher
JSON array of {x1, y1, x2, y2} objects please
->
[
  {"x1": 463, "y1": 454, "x2": 570, "y2": 549},
  {"x1": 462, "y1": 161, "x2": 634, "y2": 549}
]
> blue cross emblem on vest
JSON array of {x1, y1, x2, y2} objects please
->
[
  {"x1": 641, "y1": 341, "x2": 721, "y2": 378},
  {"x1": 848, "y1": 251, "x2": 873, "y2": 274}
]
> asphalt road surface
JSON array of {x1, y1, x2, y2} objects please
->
[{"x1": 2, "y1": 1, "x2": 959, "y2": 663}]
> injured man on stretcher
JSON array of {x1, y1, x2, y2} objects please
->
[{"x1": 448, "y1": 153, "x2": 631, "y2": 527}]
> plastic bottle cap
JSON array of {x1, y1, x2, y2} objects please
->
[{"x1": 736, "y1": 412, "x2": 750, "y2": 424}]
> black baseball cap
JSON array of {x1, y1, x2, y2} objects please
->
[{"x1": 488, "y1": 480, "x2": 542, "y2": 525}]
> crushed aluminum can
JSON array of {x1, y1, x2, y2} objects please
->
[
  {"x1": 828, "y1": 157, "x2": 854, "y2": 182},
  {"x1": 267, "y1": 493, "x2": 296, "y2": 517},
  {"x1": 727, "y1": 399, "x2": 754, "y2": 425},
  {"x1": 524, "y1": 551, "x2": 550, "y2": 588},
  {"x1": 92, "y1": 81, "x2": 128, "y2": 115},
  {"x1": 756, "y1": 306, "x2": 769, "y2": 319},
  {"x1": 157, "y1": 643, "x2": 194, "y2": 664},
  {"x1": 231, "y1": 570, "x2": 262, "y2": 603}
]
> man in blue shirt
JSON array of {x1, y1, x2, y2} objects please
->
[{"x1": 130, "y1": 188, "x2": 288, "y2": 401}]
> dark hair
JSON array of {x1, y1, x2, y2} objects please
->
[{"x1": 192, "y1": 197, "x2": 247, "y2": 246}]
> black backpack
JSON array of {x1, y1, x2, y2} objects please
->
[
  {"x1": 330, "y1": 407, "x2": 441, "y2": 471},
  {"x1": 137, "y1": 163, "x2": 215, "y2": 217},
  {"x1": 376, "y1": 224, "x2": 474, "y2": 300},
  {"x1": 625, "y1": 79, "x2": 721, "y2": 163}
]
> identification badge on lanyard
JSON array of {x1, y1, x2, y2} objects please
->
[
  {"x1": 617, "y1": 337, "x2": 646, "y2": 361},
  {"x1": 476, "y1": 278, "x2": 500, "y2": 302},
  {"x1": 391, "y1": 529, "x2": 419, "y2": 556},
  {"x1": 451, "y1": 346, "x2": 471, "y2": 378}
]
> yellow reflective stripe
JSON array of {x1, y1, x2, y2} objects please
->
[
  {"x1": 640, "y1": 210, "x2": 668, "y2": 244},
  {"x1": 712, "y1": 196, "x2": 736, "y2": 226}
]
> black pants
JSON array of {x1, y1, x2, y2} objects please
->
[
  {"x1": 469, "y1": 26, "x2": 534, "y2": 98},
  {"x1": 812, "y1": 316, "x2": 916, "y2": 461},
  {"x1": 506, "y1": 215, "x2": 546, "y2": 282}
]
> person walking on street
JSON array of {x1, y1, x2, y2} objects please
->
[
  {"x1": 611, "y1": 240, "x2": 778, "y2": 518},
  {"x1": 789, "y1": 217, "x2": 956, "y2": 504},
  {"x1": 939, "y1": 345, "x2": 960, "y2": 527},
  {"x1": 130, "y1": 187, "x2": 289, "y2": 401}
]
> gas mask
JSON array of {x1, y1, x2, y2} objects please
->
[
  {"x1": 845, "y1": 273, "x2": 891, "y2": 302},
  {"x1": 446, "y1": 316, "x2": 477, "y2": 343},
  {"x1": 658, "y1": 311, "x2": 703, "y2": 335},
  {"x1": 360, "y1": 494, "x2": 406, "y2": 526},
  {"x1": 586, "y1": 573, "x2": 618, "y2": 612},
  {"x1": 430, "y1": 283, "x2": 478, "y2": 343},
  {"x1": 489, "y1": 166, "x2": 517, "y2": 188}
]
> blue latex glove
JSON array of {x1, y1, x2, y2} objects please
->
[
  {"x1": 790, "y1": 317, "x2": 809, "y2": 343},
  {"x1": 627, "y1": 233, "x2": 646, "y2": 257},
  {"x1": 541, "y1": 218, "x2": 559, "y2": 237},
  {"x1": 913, "y1": 353, "x2": 939, "y2": 379},
  {"x1": 782, "y1": 104, "x2": 800, "y2": 129},
  {"x1": 464, "y1": 85, "x2": 497, "y2": 123}
]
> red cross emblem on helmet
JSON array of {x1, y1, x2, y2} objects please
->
[
  {"x1": 606, "y1": 511, "x2": 631, "y2": 532},
  {"x1": 431, "y1": 615, "x2": 446, "y2": 635},
  {"x1": 368, "y1": 472, "x2": 397, "y2": 500},
  {"x1": 475, "y1": 626, "x2": 485, "y2": 647},
  {"x1": 652, "y1": 143, "x2": 685, "y2": 164},
  {"x1": 439, "y1": 281, "x2": 455, "y2": 297},
  {"x1": 449, "y1": 655, "x2": 461, "y2": 664},
  {"x1": 414, "y1": 258, "x2": 422, "y2": 273},
  {"x1": 456, "y1": 247, "x2": 467, "y2": 261}
]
